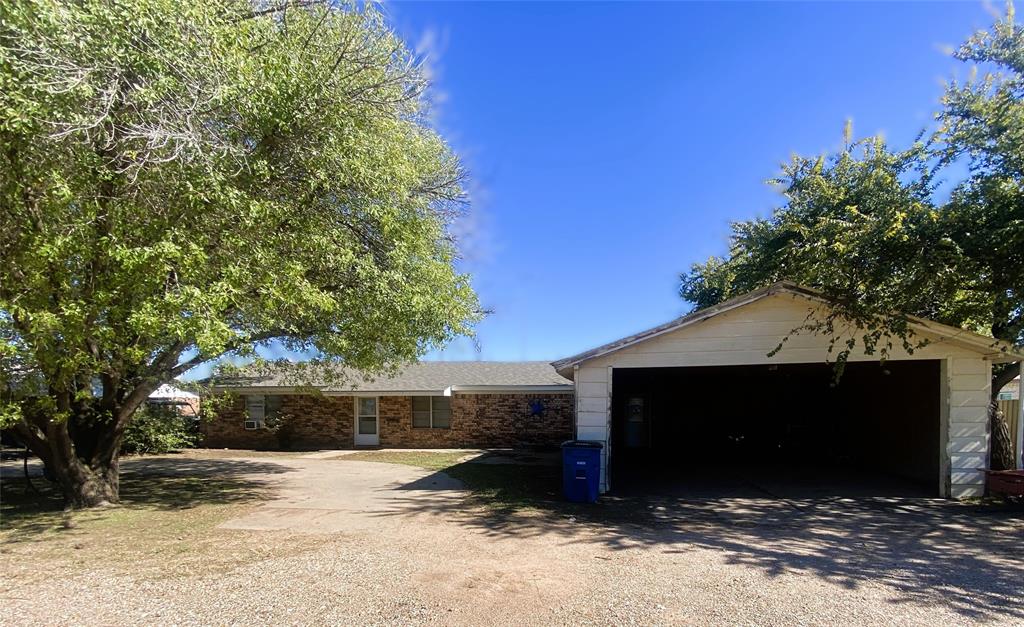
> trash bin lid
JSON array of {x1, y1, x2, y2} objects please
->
[{"x1": 561, "y1": 440, "x2": 604, "y2": 449}]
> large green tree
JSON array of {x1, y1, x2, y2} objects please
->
[
  {"x1": 0, "y1": 0, "x2": 480, "y2": 506},
  {"x1": 681, "y1": 10, "x2": 1023, "y2": 469}
]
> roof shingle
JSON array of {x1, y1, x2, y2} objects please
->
[{"x1": 211, "y1": 361, "x2": 572, "y2": 393}]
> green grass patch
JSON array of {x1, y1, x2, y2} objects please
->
[
  {"x1": 335, "y1": 449, "x2": 566, "y2": 511},
  {"x1": 335, "y1": 450, "x2": 471, "y2": 470},
  {"x1": 445, "y1": 461, "x2": 562, "y2": 510}
]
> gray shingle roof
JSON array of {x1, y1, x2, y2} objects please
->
[{"x1": 211, "y1": 361, "x2": 572, "y2": 393}]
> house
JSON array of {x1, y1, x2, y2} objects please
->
[
  {"x1": 997, "y1": 376, "x2": 1019, "y2": 401},
  {"x1": 204, "y1": 281, "x2": 1024, "y2": 498},
  {"x1": 202, "y1": 361, "x2": 574, "y2": 450},
  {"x1": 147, "y1": 384, "x2": 200, "y2": 417},
  {"x1": 552, "y1": 281, "x2": 1024, "y2": 499}
]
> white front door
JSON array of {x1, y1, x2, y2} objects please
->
[{"x1": 354, "y1": 397, "x2": 379, "y2": 446}]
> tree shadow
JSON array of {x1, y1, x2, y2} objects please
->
[
  {"x1": 373, "y1": 456, "x2": 1024, "y2": 622},
  {"x1": 0, "y1": 456, "x2": 295, "y2": 543}
]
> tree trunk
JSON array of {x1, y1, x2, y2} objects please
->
[
  {"x1": 51, "y1": 453, "x2": 120, "y2": 508},
  {"x1": 989, "y1": 401, "x2": 1015, "y2": 471},
  {"x1": 15, "y1": 410, "x2": 124, "y2": 508},
  {"x1": 989, "y1": 362, "x2": 1020, "y2": 472}
]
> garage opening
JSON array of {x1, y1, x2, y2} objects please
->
[{"x1": 610, "y1": 360, "x2": 941, "y2": 497}]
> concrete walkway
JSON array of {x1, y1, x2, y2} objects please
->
[{"x1": 218, "y1": 455, "x2": 468, "y2": 533}]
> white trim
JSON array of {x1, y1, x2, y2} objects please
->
[
  {"x1": 552, "y1": 282, "x2": 1024, "y2": 373},
  {"x1": 212, "y1": 386, "x2": 311, "y2": 395},
  {"x1": 212, "y1": 386, "x2": 572, "y2": 396},
  {"x1": 354, "y1": 396, "x2": 379, "y2": 446},
  {"x1": 573, "y1": 365, "x2": 580, "y2": 440},
  {"x1": 553, "y1": 288, "x2": 769, "y2": 372},
  {"x1": 939, "y1": 360, "x2": 951, "y2": 497},
  {"x1": 449, "y1": 385, "x2": 574, "y2": 394},
  {"x1": 604, "y1": 365, "x2": 613, "y2": 493},
  {"x1": 338, "y1": 390, "x2": 445, "y2": 397}
]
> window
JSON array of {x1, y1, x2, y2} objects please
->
[
  {"x1": 245, "y1": 395, "x2": 264, "y2": 429},
  {"x1": 412, "y1": 396, "x2": 451, "y2": 429},
  {"x1": 357, "y1": 397, "x2": 378, "y2": 436},
  {"x1": 245, "y1": 395, "x2": 282, "y2": 429}
]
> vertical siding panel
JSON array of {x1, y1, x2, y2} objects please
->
[
  {"x1": 604, "y1": 365, "x2": 613, "y2": 491},
  {"x1": 572, "y1": 364, "x2": 612, "y2": 493},
  {"x1": 945, "y1": 358, "x2": 991, "y2": 498}
]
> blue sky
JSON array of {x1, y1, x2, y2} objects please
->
[
  {"x1": 186, "y1": 2, "x2": 999, "y2": 379},
  {"x1": 378, "y1": 1, "x2": 998, "y2": 363}
]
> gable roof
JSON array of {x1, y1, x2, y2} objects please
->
[
  {"x1": 210, "y1": 361, "x2": 572, "y2": 395},
  {"x1": 552, "y1": 281, "x2": 1024, "y2": 376}
]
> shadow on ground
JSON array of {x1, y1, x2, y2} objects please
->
[
  {"x1": 0, "y1": 456, "x2": 294, "y2": 542},
  {"x1": 377, "y1": 454, "x2": 1024, "y2": 623}
]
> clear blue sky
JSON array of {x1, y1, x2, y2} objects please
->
[
  {"x1": 381, "y1": 1, "x2": 996, "y2": 363},
  {"x1": 186, "y1": 2, "x2": 999, "y2": 379}
]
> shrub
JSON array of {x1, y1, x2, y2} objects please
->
[{"x1": 120, "y1": 405, "x2": 197, "y2": 455}]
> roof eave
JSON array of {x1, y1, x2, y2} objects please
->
[
  {"x1": 551, "y1": 281, "x2": 1024, "y2": 373},
  {"x1": 449, "y1": 384, "x2": 574, "y2": 394},
  {"x1": 552, "y1": 282, "x2": 793, "y2": 374}
]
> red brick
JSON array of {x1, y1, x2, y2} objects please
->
[{"x1": 201, "y1": 392, "x2": 573, "y2": 449}]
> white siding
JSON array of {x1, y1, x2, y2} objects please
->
[
  {"x1": 944, "y1": 357, "x2": 991, "y2": 497},
  {"x1": 575, "y1": 364, "x2": 612, "y2": 491},
  {"x1": 571, "y1": 292, "x2": 994, "y2": 498}
]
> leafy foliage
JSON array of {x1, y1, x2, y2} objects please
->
[
  {"x1": 0, "y1": 0, "x2": 479, "y2": 505},
  {"x1": 682, "y1": 136, "x2": 947, "y2": 368},
  {"x1": 681, "y1": 11, "x2": 1024, "y2": 364},
  {"x1": 120, "y1": 405, "x2": 196, "y2": 455}
]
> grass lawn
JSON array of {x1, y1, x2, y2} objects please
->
[
  {"x1": 336, "y1": 450, "x2": 565, "y2": 511},
  {"x1": 0, "y1": 457, "x2": 303, "y2": 580},
  {"x1": 337, "y1": 450, "x2": 471, "y2": 470}
]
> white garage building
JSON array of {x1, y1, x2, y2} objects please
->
[{"x1": 552, "y1": 282, "x2": 1023, "y2": 498}]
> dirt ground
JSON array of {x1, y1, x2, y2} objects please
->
[{"x1": 1, "y1": 449, "x2": 1022, "y2": 626}]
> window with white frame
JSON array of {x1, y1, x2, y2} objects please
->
[
  {"x1": 244, "y1": 395, "x2": 282, "y2": 429},
  {"x1": 411, "y1": 396, "x2": 451, "y2": 429},
  {"x1": 357, "y1": 397, "x2": 378, "y2": 435}
]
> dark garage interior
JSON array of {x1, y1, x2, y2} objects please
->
[{"x1": 610, "y1": 360, "x2": 941, "y2": 496}]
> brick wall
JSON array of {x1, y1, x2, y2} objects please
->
[
  {"x1": 200, "y1": 394, "x2": 353, "y2": 449},
  {"x1": 380, "y1": 393, "x2": 574, "y2": 448},
  {"x1": 202, "y1": 392, "x2": 574, "y2": 450}
]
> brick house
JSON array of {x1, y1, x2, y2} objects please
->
[{"x1": 202, "y1": 361, "x2": 574, "y2": 450}]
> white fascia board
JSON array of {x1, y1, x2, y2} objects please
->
[
  {"x1": 209, "y1": 386, "x2": 451, "y2": 397},
  {"x1": 208, "y1": 386, "x2": 315, "y2": 395},
  {"x1": 449, "y1": 385, "x2": 574, "y2": 394},
  {"x1": 326, "y1": 389, "x2": 447, "y2": 397}
]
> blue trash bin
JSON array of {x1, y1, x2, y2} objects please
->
[{"x1": 561, "y1": 440, "x2": 603, "y2": 503}]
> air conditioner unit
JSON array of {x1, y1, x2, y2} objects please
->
[{"x1": 244, "y1": 420, "x2": 259, "y2": 430}]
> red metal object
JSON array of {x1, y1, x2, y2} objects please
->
[{"x1": 984, "y1": 469, "x2": 1024, "y2": 497}]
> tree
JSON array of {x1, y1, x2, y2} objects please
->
[
  {"x1": 0, "y1": 0, "x2": 480, "y2": 507},
  {"x1": 680, "y1": 9, "x2": 1023, "y2": 469}
]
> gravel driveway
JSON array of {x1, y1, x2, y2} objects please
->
[{"x1": 2, "y1": 450, "x2": 1021, "y2": 625}]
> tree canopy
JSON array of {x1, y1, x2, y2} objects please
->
[
  {"x1": 0, "y1": 0, "x2": 480, "y2": 505},
  {"x1": 680, "y1": 7, "x2": 1023, "y2": 467}
]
